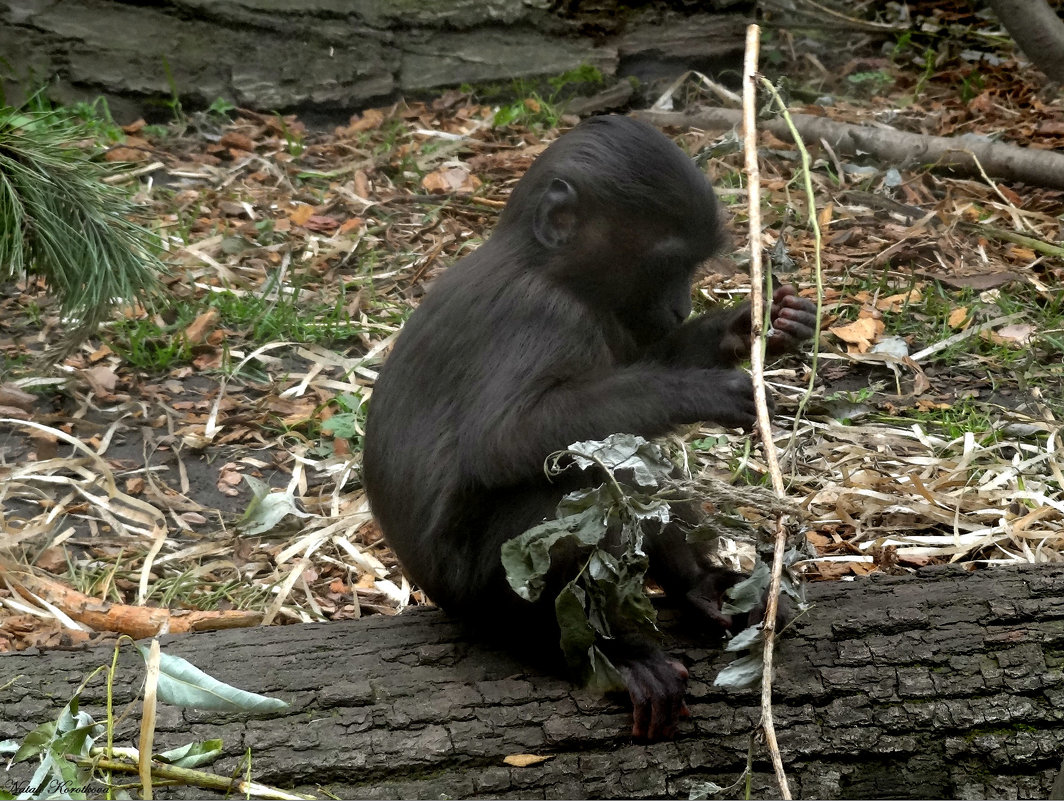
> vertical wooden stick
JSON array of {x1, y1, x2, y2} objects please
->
[{"x1": 741, "y1": 22, "x2": 792, "y2": 801}]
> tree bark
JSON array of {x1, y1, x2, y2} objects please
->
[
  {"x1": 987, "y1": 0, "x2": 1064, "y2": 84},
  {"x1": 2, "y1": 565, "x2": 1063, "y2": 799},
  {"x1": 635, "y1": 107, "x2": 1064, "y2": 190},
  {"x1": 0, "y1": 0, "x2": 748, "y2": 122}
]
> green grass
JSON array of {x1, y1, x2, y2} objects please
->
[
  {"x1": 107, "y1": 317, "x2": 193, "y2": 371},
  {"x1": 104, "y1": 271, "x2": 405, "y2": 372},
  {"x1": 491, "y1": 65, "x2": 606, "y2": 130}
]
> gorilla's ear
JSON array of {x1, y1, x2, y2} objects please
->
[{"x1": 533, "y1": 178, "x2": 578, "y2": 249}]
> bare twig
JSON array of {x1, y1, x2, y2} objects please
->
[
  {"x1": 755, "y1": 79, "x2": 825, "y2": 466},
  {"x1": 742, "y1": 23, "x2": 792, "y2": 801}
]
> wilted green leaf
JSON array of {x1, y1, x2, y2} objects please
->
[
  {"x1": 568, "y1": 434, "x2": 674, "y2": 489},
  {"x1": 49, "y1": 724, "x2": 102, "y2": 762},
  {"x1": 713, "y1": 652, "x2": 763, "y2": 690},
  {"x1": 725, "y1": 624, "x2": 764, "y2": 653},
  {"x1": 721, "y1": 561, "x2": 771, "y2": 615},
  {"x1": 501, "y1": 505, "x2": 608, "y2": 602},
  {"x1": 29, "y1": 749, "x2": 89, "y2": 799},
  {"x1": 137, "y1": 646, "x2": 288, "y2": 712},
  {"x1": 688, "y1": 779, "x2": 726, "y2": 799},
  {"x1": 584, "y1": 646, "x2": 626, "y2": 695},
  {"x1": 502, "y1": 433, "x2": 796, "y2": 701},
  {"x1": 555, "y1": 582, "x2": 596, "y2": 678},
  {"x1": 240, "y1": 474, "x2": 310, "y2": 535},
  {"x1": 7, "y1": 694, "x2": 98, "y2": 800},
  {"x1": 155, "y1": 739, "x2": 224, "y2": 768}
]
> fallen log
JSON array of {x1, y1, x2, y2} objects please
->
[
  {"x1": 635, "y1": 107, "x2": 1064, "y2": 190},
  {"x1": 1, "y1": 565, "x2": 1063, "y2": 799}
]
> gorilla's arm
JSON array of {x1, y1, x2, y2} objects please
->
[
  {"x1": 468, "y1": 363, "x2": 758, "y2": 487},
  {"x1": 649, "y1": 285, "x2": 817, "y2": 369}
]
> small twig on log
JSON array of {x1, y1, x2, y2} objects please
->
[
  {"x1": 741, "y1": 24, "x2": 792, "y2": 801},
  {"x1": 75, "y1": 749, "x2": 315, "y2": 801},
  {"x1": 634, "y1": 107, "x2": 1064, "y2": 190}
]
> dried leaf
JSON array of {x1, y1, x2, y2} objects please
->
[
  {"x1": 828, "y1": 317, "x2": 884, "y2": 352},
  {"x1": 504, "y1": 754, "x2": 553, "y2": 767},
  {"x1": 184, "y1": 309, "x2": 220, "y2": 344},
  {"x1": 421, "y1": 166, "x2": 482, "y2": 195},
  {"x1": 947, "y1": 306, "x2": 969, "y2": 328},
  {"x1": 303, "y1": 215, "x2": 341, "y2": 232},
  {"x1": 219, "y1": 131, "x2": 256, "y2": 152},
  {"x1": 288, "y1": 203, "x2": 315, "y2": 226},
  {"x1": 983, "y1": 323, "x2": 1036, "y2": 347}
]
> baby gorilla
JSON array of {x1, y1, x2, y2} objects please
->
[{"x1": 363, "y1": 115, "x2": 816, "y2": 740}]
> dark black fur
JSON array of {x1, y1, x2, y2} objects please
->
[{"x1": 363, "y1": 115, "x2": 815, "y2": 739}]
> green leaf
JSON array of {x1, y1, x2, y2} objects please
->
[
  {"x1": 721, "y1": 561, "x2": 771, "y2": 616},
  {"x1": 725, "y1": 624, "x2": 764, "y2": 652},
  {"x1": 501, "y1": 505, "x2": 608, "y2": 602},
  {"x1": 50, "y1": 722, "x2": 103, "y2": 759},
  {"x1": 322, "y1": 412, "x2": 359, "y2": 439},
  {"x1": 567, "y1": 434, "x2": 674, "y2": 489},
  {"x1": 155, "y1": 739, "x2": 224, "y2": 768},
  {"x1": 584, "y1": 645, "x2": 626, "y2": 695},
  {"x1": 38, "y1": 749, "x2": 89, "y2": 799},
  {"x1": 137, "y1": 646, "x2": 289, "y2": 712},
  {"x1": 713, "y1": 652, "x2": 763, "y2": 690},
  {"x1": 240, "y1": 474, "x2": 310, "y2": 535},
  {"x1": 555, "y1": 582, "x2": 596, "y2": 680},
  {"x1": 493, "y1": 103, "x2": 523, "y2": 128},
  {"x1": 10, "y1": 720, "x2": 57, "y2": 763}
]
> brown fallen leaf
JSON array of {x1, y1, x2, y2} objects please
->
[
  {"x1": 983, "y1": 323, "x2": 1036, "y2": 347},
  {"x1": 184, "y1": 309, "x2": 220, "y2": 344},
  {"x1": 353, "y1": 169, "x2": 371, "y2": 197},
  {"x1": 80, "y1": 365, "x2": 119, "y2": 396},
  {"x1": 0, "y1": 404, "x2": 30, "y2": 420},
  {"x1": 805, "y1": 531, "x2": 833, "y2": 550},
  {"x1": 828, "y1": 317, "x2": 884, "y2": 353},
  {"x1": 303, "y1": 215, "x2": 341, "y2": 233},
  {"x1": 219, "y1": 131, "x2": 256, "y2": 152},
  {"x1": 422, "y1": 166, "x2": 482, "y2": 195},
  {"x1": 504, "y1": 754, "x2": 553, "y2": 768},
  {"x1": 947, "y1": 306, "x2": 969, "y2": 328},
  {"x1": 344, "y1": 108, "x2": 386, "y2": 133},
  {"x1": 105, "y1": 146, "x2": 149, "y2": 163},
  {"x1": 34, "y1": 547, "x2": 68, "y2": 573},
  {"x1": 289, "y1": 203, "x2": 316, "y2": 226},
  {"x1": 338, "y1": 217, "x2": 363, "y2": 234}
]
